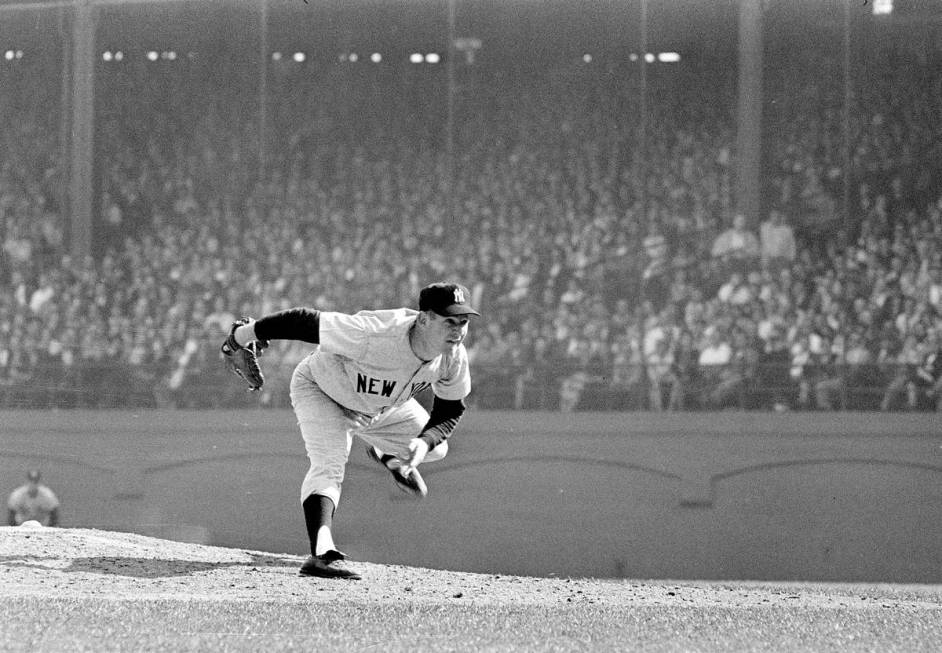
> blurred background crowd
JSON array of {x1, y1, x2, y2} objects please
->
[{"x1": 3, "y1": 14, "x2": 942, "y2": 412}]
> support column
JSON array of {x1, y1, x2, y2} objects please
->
[
  {"x1": 258, "y1": 0, "x2": 269, "y2": 171},
  {"x1": 735, "y1": 0, "x2": 763, "y2": 225},
  {"x1": 69, "y1": 0, "x2": 95, "y2": 260}
]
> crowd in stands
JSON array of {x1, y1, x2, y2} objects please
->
[{"x1": 3, "y1": 39, "x2": 942, "y2": 412}]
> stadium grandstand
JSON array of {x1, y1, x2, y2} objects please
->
[{"x1": 2, "y1": 0, "x2": 942, "y2": 411}]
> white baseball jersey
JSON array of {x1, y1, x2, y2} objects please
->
[
  {"x1": 8, "y1": 485, "x2": 60, "y2": 526},
  {"x1": 298, "y1": 308, "x2": 471, "y2": 416}
]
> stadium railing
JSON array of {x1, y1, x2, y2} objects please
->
[{"x1": 0, "y1": 359, "x2": 931, "y2": 412}]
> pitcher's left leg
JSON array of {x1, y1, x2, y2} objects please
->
[
  {"x1": 361, "y1": 399, "x2": 451, "y2": 460},
  {"x1": 361, "y1": 399, "x2": 449, "y2": 496}
]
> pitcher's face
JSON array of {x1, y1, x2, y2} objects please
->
[{"x1": 426, "y1": 312, "x2": 470, "y2": 353}]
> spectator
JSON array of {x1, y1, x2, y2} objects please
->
[
  {"x1": 926, "y1": 266, "x2": 942, "y2": 312},
  {"x1": 2, "y1": 223, "x2": 33, "y2": 269},
  {"x1": 514, "y1": 335, "x2": 558, "y2": 410},
  {"x1": 814, "y1": 331, "x2": 874, "y2": 410},
  {"x1": 759, "y1": 209, "x2": 797, "y2": 271},
  {"x1": 716, "y1": 272, "x2": 754, "y2": 306},
  {"x1": 7, "y1": 469, "x2": 60, "y2": 527},
  {"x1": 645, "y1": 335, "x2": 682, "y2": 410},
  {"x1": 559, "y1": 370, "x2": 588, "y2": 413},
  {"x1": 710, "y1": 213, "x2": 760, "y2": 275},
  {"x1": 756, "y1": 323, "x2": 794, "y2": 411},
  {"x1": 812, "y1": 337, "x2": 846, "y2": 410},
  {"x1": 879, "y1": 334, "x2": 924, "y2": 411},
  {"x1": 609, "y1": 328, "x2": 646, "y2": 410},
  {"x1": 696, "y1": 327, "x2": 738, "y2": 408},
  {"x1": 669, "y1": 329, "x2": 700, "y2": 410},
  {"x1": 913, "y1": 331, "x2": 942, "y2": 411},
  {"x1": 641, "y1": 220, "x2": 671, "y2": 311}
]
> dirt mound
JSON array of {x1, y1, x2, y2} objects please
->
[
  {"x1": 0, "y1": 526, "x2": 623, "y2": 606},
  {"x1": 3, "y1": 526, "x2": 942, "y2": 611}
]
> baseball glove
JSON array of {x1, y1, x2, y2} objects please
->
[{"x1": 221, "y1": 318, "x2": 269, "y2": 391}]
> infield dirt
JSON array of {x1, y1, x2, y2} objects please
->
[{"x1": 2, "y1": 526, "x2": 942, "y2": 652}]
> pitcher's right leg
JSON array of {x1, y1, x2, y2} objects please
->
[{"x1": 290, "y1": 364, "x2": 361, "y2": 579}]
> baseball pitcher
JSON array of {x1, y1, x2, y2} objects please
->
[{"x1": 222, "y1": 282, "x2": 479, "y2": 579}]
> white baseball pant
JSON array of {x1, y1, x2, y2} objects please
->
[{"x1": 290, "y1": 363, "x2": 448, "y2": 507}]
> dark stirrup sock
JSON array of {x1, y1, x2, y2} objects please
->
[{"x1": 302, "y1": 494, "x2": 336, "y2": 557}]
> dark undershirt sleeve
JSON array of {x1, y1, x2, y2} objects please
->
[
  {"x1": 253, "y1": 308, "x2": 321, "y2": 344},
  {"x1": 418, "y1": 396, "x2": 466, "y2": 450}
]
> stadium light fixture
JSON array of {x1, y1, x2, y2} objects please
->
[
  {"x1": 293, "y1": 51, "x2": 306, "y2": 62},
  {"x1": 582, "y1": 53, "x2": 592, "y2": 63},
  {"x1": 371, "y1": 52, "x2": 382, "y2": 63},
  {"x1": 454, "y1": 36, "x2": 482, "y2": 64},
  {"x1": 873, "y1": 0, "x2": 892, "y2": 15},
  {"x1": 657, "y1": 52, "x2": 681, "y2": 63},
  {"x1": 349, "y1": 53, "x2": 359, "y2": 62},
  {"x1": 629, "y1": 53, "x2": 638, "y2": 62},
  {"x1": 146, "y1": 51, "x2": 158, "y2": 61},
  {"x1": 644, "y1": 52, "x2": 655, "y2": 63},
  {"x1": 425, "y1": 52, "x2": 440, "y2": 64},
  {"x1": 102, "y1": 51, "x2": 113, "y2": 61},
  {"x1": 271, "y1": 51, "x2": 282, "y2": 61},
  {"x1": 115, "y1": 51, "x2": 123, "y2": 61},
  {"x1": 410, "y1": 52, "x2": 424, "y2": 63},
  {"x1": 4, "y1": 50, "x2": 14, "y2": 61}
]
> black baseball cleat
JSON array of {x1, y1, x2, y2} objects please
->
[
  {"x1": 392, "y1": 466, "x2": 428, "y2": 498},
  {"x1": 366, "y1": 446, "x2": 428, "y2": 498},
  {"x1": 299, "y1": 551, "x2": 361, "y2": 580}
]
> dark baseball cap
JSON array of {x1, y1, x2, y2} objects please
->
[{"x1": 419, "y1": 282, "x2": 480, "y2": 317}]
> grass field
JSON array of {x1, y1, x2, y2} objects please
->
[{"x1": 2, "y1": 527, "x2": 942, "y2": 652}]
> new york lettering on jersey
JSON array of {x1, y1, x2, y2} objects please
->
[
  {"x1": 409, "y1": 381, "x2": 431, "y2": 398},
  {"x1": 354, "y1": 373, "x2": 399, "y2": 397},
  {"x1": 353, "y1": 375, "x2": 431, "y2": 399}
]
